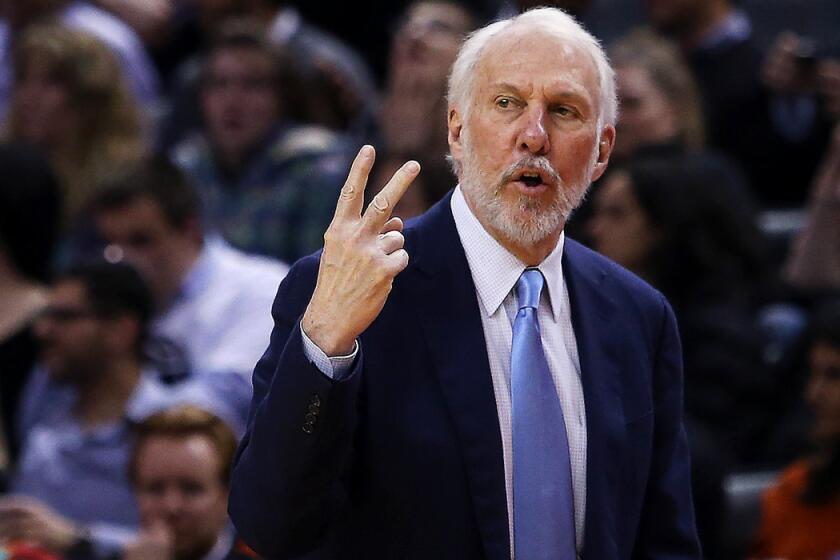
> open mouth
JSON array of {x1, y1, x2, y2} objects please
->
[{"x1": 513, "y1": 169, "x2": 551, "y2": 189}]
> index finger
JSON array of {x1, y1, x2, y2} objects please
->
[
  {"x1": 362, "y1": 160, "x2": 420, "y2": 231},
  {"x1": 334, "y1": 145, "x2": 376, "y2": 220}
]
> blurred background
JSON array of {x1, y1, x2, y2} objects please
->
[{"x1": 0, "y1": 0, "x2": 839, "y2": 558}]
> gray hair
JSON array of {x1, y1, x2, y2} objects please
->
[{"x1": 447, "y1": 7, "x2": 617, "y2": 128}]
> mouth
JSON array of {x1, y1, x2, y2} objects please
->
[{"x1": 510, "y1": 169, "x2": 552, "y2": 194}]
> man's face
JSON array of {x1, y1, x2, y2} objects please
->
[
  {"x1": 96, "y1": 198, "x2": 198, "y2": 306},
  {"x1": 35, "y1": 280, "x2": 105, "y2": 383},
  {"x1": 201, "y1": 47, "x2": 279, "y2": 166},
  {"x1": 449, "y1": 25, "x2": 613, "y2": 249},
  {"x1": 807, "y1": 341, "x2": 840, "y2": 444},
  {"x1": 134, "y1": 435, "x2": 229, "y2": 560},
  {"x1": 390, "y1": 2, "x2": 472, "y2": 88}
]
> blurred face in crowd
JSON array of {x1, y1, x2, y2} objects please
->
[
  {"x1": 449, "y1": 25, "x2": 614, "y2": 257},
  {"x1": 807, "y1": 341, "x2": 840, "y2": 444},
  {"x1": 588, "y1": 171, "x2": 661, "y2": 273},
  {"x1": 35, "y1": 280, "x2": 110, "y2": 383},
  {"x1": 12, "y1": 55, "x2": 78, "y2": 152},
  {"x1": 96, "y1": 197, "x2": 201, "y2": 308},
  {"x1": 134, "y1": 434, "x2": 229, "y2": 560},
  {"x1": 201, "y1": 45, "x2": 279, "y2": 169},
  {"x1": 390, "y1": 1, "x2": 472, "y2": 87},
  {"x1": 613, "y1": 64, "x2": 677, "y2": 159}
]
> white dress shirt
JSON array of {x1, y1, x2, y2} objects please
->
[
  {"x1": 302, "y1": 187, "x2": 587, "y2": 555},
  {"x1": 154, "y1": 236, "x2": 289, "y2": 381},
  {"x1": 451, "y1": 187, "x2": 587, "y2": 555}
]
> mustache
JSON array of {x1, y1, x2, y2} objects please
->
[{"x1": 498, "y1": 156, "x2": 562, "y2": 188}]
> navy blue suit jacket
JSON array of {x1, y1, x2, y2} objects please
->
[{"x1": 229, "y1": 192, "x2": 701, "y2": 559}]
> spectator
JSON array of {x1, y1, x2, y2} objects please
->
[
  {"x1": 373, "y1": 0, "x2": 478, "y2": 218},
  {"x1": 92, "y1": 158, "x2": 287, "y2": 389},
  {"x1": 158, "y1": 0, "x2": 377, "y2": 151},
  {"x1": 608, "y1": 28, "x2": 704, "y2": 161},
  {"x1": 0, "y1": 262, "x2": 175, "y2": 557},
  {"x1": 172, "y1": 23, "x2": 352, "y2": 263},
  {"x1": 0, "y1": 0, "x2": 159, "y2": 117},
  {"x1": 751, "y1": 302, "x2": 840, "y2": 558},
  {"x1": 6, "y1": 25, "x2": 145, "y2": 227},
  {"x1": 587, "y1": 155, "x2": 775, "y2": 555},
  {"x1": 0, "y1": 145, "x2": 62, "y2": 468},
  {"x1": 645, "y1": 0, "x2": 830, "y2": 207},
  {"x1": 122, "y1": 406, "x2": 256, "y2": 560}
]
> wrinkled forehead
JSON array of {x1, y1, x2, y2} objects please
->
[{"x1": 473, "y1": 24, "x2": 602, "y2": 97}]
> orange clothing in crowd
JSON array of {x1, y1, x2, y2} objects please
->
[{"x1": 751, "y1": 461, "x2": 840, "y2": 559}]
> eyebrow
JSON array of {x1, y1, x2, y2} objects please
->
[{"x1": 490, "y1": 82, "x2": 593, "y2": 112}]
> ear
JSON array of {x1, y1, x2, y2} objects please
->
[
  {"x1": 591, "y1": 124, "x2": 616, "y2": 183},
  {"x1": 447, "y1": 107, "x2": 464, "y2": 165}
]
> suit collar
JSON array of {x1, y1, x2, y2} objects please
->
[
  {"x1": 407, "y1": 196, "x2": 628, "y2": 559},
  {"x1": 563, "y1": 241, "x2": 625, "y2": 558},
  {"x1": 406, "y1": 192, "x2": 512, "y2": 560}
]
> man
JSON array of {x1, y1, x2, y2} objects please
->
[
  {"x1": 0, "y1": 263, "x2": 178, "y2": 557},
  {"x1": 172, "y1": 24, "x2": 352, "y2": 263},
  {"x1": 93, "y1": 158, "x2": 288, "y2": 391},
  {"x1": 124, "y1": 406, "x2": 256, "y2": 560},
  {"x1": 230, "y1": 7, "x2": 700, "y2": 559}
]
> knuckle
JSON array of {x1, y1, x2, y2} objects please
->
[{"x1": 371, "y1": 195, "x2": 390, "y2": 213}]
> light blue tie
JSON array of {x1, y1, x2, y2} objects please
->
[{"x1": 512, "y1": 268, "x2": 576, "y2": 559}]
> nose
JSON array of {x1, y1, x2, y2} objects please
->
[
  {"x1": 160, "y1": 488, "x2": 184, "y2": 516},
  {"x1": 518, "y1": 106, "x2": 550, "y2": 155}
]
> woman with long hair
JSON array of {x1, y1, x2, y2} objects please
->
[{"x1": 6, "y1": 24, "x2": 146, "y2": 227}]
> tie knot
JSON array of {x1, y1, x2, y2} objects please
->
[{"x1": 516, "y1": 268, "x2": 544, "y2": 311}]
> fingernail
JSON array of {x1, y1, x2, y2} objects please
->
[
  {"x1": 406, "y1": 161, "x2": 420, "y2": 173},
  {"x1": 361, "y1": 145, "x2": 374, "y2": 157}
]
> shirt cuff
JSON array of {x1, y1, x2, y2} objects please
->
[{"x1": 300, "y1": 324, "x2": 358, "y2": 380}]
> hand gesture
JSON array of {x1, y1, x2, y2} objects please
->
[
  {"x1": 301, "y1": 146, "x2": 420, "y2": 356},
  {"x1": 123, "y1": 518, "x2": 173, "y2": 560}
]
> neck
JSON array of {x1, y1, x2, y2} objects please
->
[
  {"x1": 680, "y1": 2, "x2": 732, "y2": 51},
  {"x1": 157, "y1": 242, "x2": 203, "y2": 310},
  {"x1": 498, "y1": 230, "x2": 562, "y2": 267},
  {"x1": 75, "y1": 358, "x2": 141, "y2": 428}
]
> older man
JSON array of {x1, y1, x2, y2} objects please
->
[{"x1": 229, "y1": 7, "x2": 700, "y2": 559}]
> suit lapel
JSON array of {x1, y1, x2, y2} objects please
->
[
  {"x1": 563, "y1": 241, "x2": 624, "y2": 559},
  {"x1": 406, "y1": 195, "x2": 511, "y2": 560}
]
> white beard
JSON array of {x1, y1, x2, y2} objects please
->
[{"x1": 458, "y1": 131, "x2": 596, "y2": 247}]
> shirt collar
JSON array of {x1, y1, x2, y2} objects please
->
[
  {"x1": 171, "y1": 238, "x2": 219, "y2": 305},
  {"x1": 450, "y1": 186, "x2": 566, "y2": 322}
]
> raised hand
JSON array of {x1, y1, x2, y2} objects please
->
[{"x1": 301, "y1": 146, "x2": 420, "y2": 356}]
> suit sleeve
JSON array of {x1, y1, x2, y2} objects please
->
[
  {"x1": 228, "y1": 255, "x2": 363, "y2": 558},
  {"x1": 633, "y1": 294, "x2": 703, "y2": 559}
]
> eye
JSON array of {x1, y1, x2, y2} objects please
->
[
  {"x1": 551, "y1": 104, "x2": 576, "y2": 117},
  {"x1": 495, "y1": 96, "x2": 515, "y2": 109}
]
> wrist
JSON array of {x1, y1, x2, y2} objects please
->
[{"x1": 301, "y1": 314, "x2": 355, "y2": 357}]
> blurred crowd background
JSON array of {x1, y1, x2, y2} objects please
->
[{"x1": 0, "y1": 0, "x2": 839, "y2": 558}]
